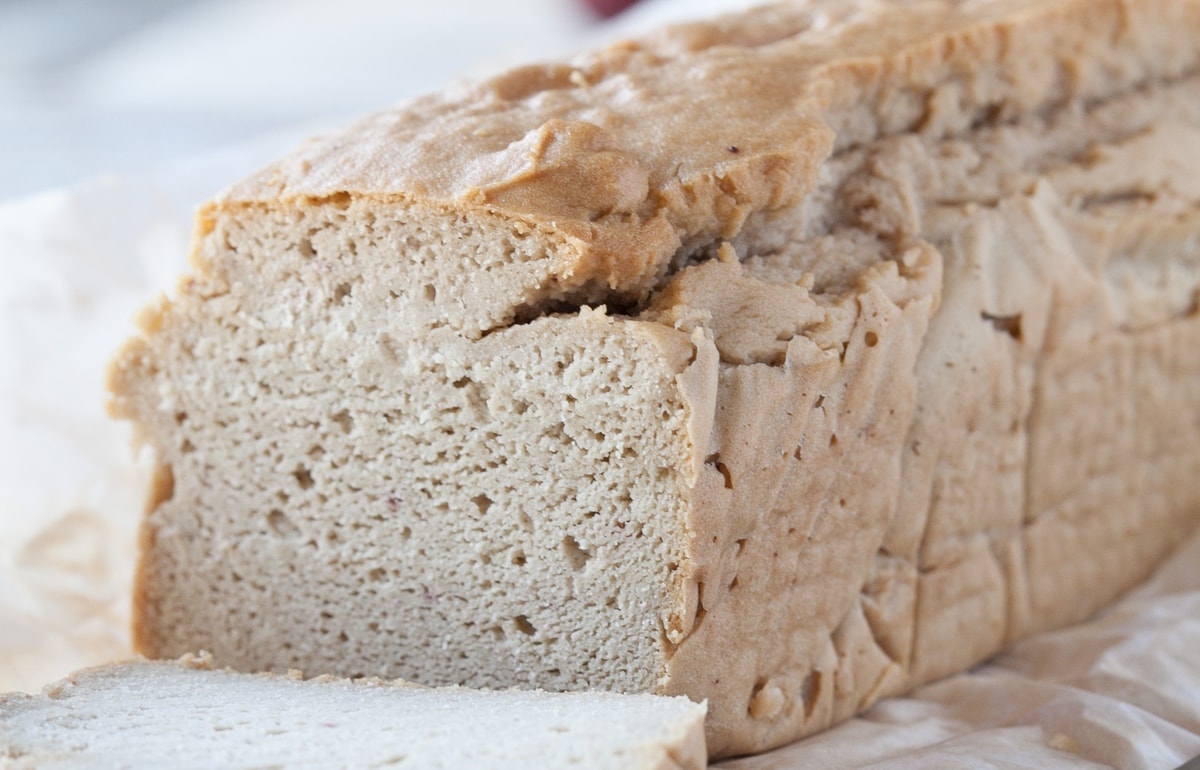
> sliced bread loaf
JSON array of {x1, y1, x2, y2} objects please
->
[
  {"x1": 0, "y1": 656, "x2": 707, "y2": 769},
  {"x1": 108, "y1": 0, "x2": 1200, "y2": 757}
]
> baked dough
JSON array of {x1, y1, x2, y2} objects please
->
[
  {"x1": 0, "y1": 656, "x2": 706, "y2": 768},
  {"x1": 109, "y1": 0, "x2": 1200, "y2": 757}
]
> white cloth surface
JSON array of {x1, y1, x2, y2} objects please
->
[{"x1": 0, "y1": 2, "x2": 1198, "y2": 768}]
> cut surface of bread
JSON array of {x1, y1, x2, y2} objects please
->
[
  {"x1": 108, "y1": 0, "x2": 1200, "y2": 758},
  {"x1": 0, "y1": 656, "x2": 707, "y2": 770}
]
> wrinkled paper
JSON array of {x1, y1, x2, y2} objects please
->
[{"x1": 1, "y1": 147, "x2": 1198, "y2": 770}]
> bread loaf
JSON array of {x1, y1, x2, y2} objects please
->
[
  {"x1": 107, "y1": 0, "x2": 1200, "y2": 758},
  {"x1": 0, "y1": 656, "x2": 707, "y2": 769}
]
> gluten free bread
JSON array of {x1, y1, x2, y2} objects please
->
[
  {"x1": 0, "y1": 656, "x2": 706, "y2": 769},
  {"x1": 108, "y1": 0, "x2": 1200, "y2": 758}
]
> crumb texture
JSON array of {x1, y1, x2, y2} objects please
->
[
  {"x1": 0, "y1": 659, "x2": 707, "y2": 769},
  {"x1": 107, "y1": 0, "x2": 1200, "y2": 760}
]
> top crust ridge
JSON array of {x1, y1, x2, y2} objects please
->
[{"x1": 204, "y1": 0, "x2": 1200, "y2": 336}]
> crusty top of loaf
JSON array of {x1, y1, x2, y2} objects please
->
[{"x1": 216, "y1": 0, "x2": 1198, "y2": 302}]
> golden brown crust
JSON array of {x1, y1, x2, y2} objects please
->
[
  {"x1": 110, "y1": 0, "x2": 1200, "y2": 761},
  {"x1": 129, "y1": 463, "x2": 176, "y2": 659},
  {"x1": 216, "y1": 0, "x2": 1199, "y2": 311}
]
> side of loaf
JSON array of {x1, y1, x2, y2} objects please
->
[
  {"x1": 107, "y1": 0, "x2": 1200, "y2": 758},
  {"x1": 0, "y1": 656, "x2": 707, "y2": 769}
]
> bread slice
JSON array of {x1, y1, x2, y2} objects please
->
[
  {"x1": 107, "y1": 0, "x2": 1200, "y2": 758},
  {"x1": 0, "y1": 655, "x2": 707, "y2": 769}
]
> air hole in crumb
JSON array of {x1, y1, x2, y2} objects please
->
[
  {"x1": 293, "y1": 467, "x2": 314, "y2": 490},
  {"x1": 605, "y1": 596, "x2": 618, "y2": 609},
  {"x1": 333, "y1": 282, "x2": 352, "y2": 304},
  {"x1": 338, "y1": 631, "x2": 349, "y2": 643},
  {"x1": 368, "y1": 568, "x2": 386, "y2": 583},
  {"x1": 706, "y1": 454, "x2": 734, "y2": 489},
  {"x1": 331, "y1": 410, "x2": 354, "y2": 434},
  {"x1": 173, "y1": 411, "x2": 187, "y2": 425},
  {"x1": 518, "y1": 511, "x2": 534, "y2": 532},
  {"x1": 981, "y1": 312, "x2": 1023, "y2": 341},
  {"x1": 829, "y1": 433, "x2": 839, "y2": 448},
  {"x1": 298, "y1": 238, "x2": 315, "y2": 259},
  {"x1": 452, "y1": 376, "x2": 473, "y2": 389},
  {"x1": 472, "y1": 494, "x2": 493, "y2": 515},
  {"x1": 864, "y1": 331, "x2": 879, "y2": 347},
  {"x1": 729, "y1": 575, "x2": 740, "y2": 590},
  {"x1": 180, "y1": 438, "x2": 195, "y2": 454},
  {"x1": 513, "y1": 615, "x2": 536, "y2": 635},
  {"x1": 562, "y1": 535, "x2": 591, "y2": 571},
  {"x1": 267, "y1": 509, "x2": 300, "y2": 538},
  {"x1": 550, "y1": 726, "x2": 568, "y2": 734},
  {"x1": 793, "y1": 446, "x2": 802, "y2": 462},
  {"x1": 735, "y1": 538, "x2": 747, "y2": 556},
  {"x1": 511, "y1": 550, "x2": 527, "y2": 567},
  {"x1": 400, "y1": 526, "x2": 412, "y2": 540},
  {"x1": 423, "y1": 284, "x2": 437, "y2": 301},
  {"x1": 513, "y1": 399, "x2": 530, "y2": 415},
  {"x1": 546, "y1": 422, "x2": 568, "y2": 443}
]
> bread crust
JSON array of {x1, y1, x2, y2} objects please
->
[
  {"x1": 110, "y1": 0, "x2": 1200, "y2": 758},
  {"x1": 210, "y1": 0, "x2": 1198, "y2": 334}
]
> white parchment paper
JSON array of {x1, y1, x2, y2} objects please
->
[{"x1": 1, "y1": 141, "x2": 1198, "y2": 770}]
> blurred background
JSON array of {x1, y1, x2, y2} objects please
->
[{"x1": 0, "y1": 0, "x2": 751, "y2": 200}]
